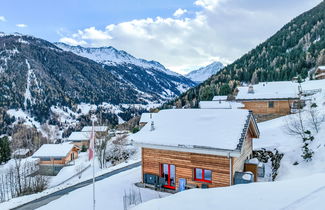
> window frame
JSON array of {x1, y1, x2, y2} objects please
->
[
  {"x1": 268, "y1": 101, "x2": 275, "y2": 108},
  {"x1": 194, "y1": 168, "x2": 212, "y2": 183}
]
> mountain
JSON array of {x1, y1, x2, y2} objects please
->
[
  {"x1": 185, "y1": 61, "x2": 224, "y2": 83},
  {"x1": 54, "y1": 42, "x2": 196, "y2": 96},
  {"x1": 0, "y1": 34, "x2": 195, "y2": 124},
  {"x1": 164, "y1": 0, "x2": 325, "y2": 108}
]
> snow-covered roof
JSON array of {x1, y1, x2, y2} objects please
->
[
  {"x1": 13, "y1": 148, "x2": 30, "y2": 156},
  {"x1": 67, "y1": 132, "x2": 91, "y2": 141},
  {"x1": 236, "y1": 81, "x2": 300, "y2": 100},
  {"x1": 212, "y1": 95, "x2": 228, "y2": 101},
  {"x1": 139, "y1": 113, "x2": 156, "y2": 123},
  {"x1": 81, "y1": 126, "x2": 108, "y2": 132},
  {"x1": 316, "y1": 66, "x2": 325, "y2": 71},
  {"x1": 32, "y1": 143, "x2": 75, "y2": 158},
  {"x1": 199, "y1": 101, "x2": 232, "y2": 109},
  {"x1": 132, "y1": 109, "x2": 257, "y2": 152}
]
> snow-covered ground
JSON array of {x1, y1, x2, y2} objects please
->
[
  {"x1": 133, "y1": 172, "x2": 325, "y2": 210},
  {"x1": 37, "y1": 166, "x2": 169, "y2": 210}
]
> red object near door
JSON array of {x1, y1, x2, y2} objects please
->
[{"x1": 161, "y1": 163, "x2": 176, "y2": 189}]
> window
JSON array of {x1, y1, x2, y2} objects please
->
[
  {"x1": 194, "y1": 168, "x2": 212, "y2": 183},
  {"x1": 268, "y1": 101, "x2": 274, "y2": 108},
  {"x1": 161, "y1": 164, "x2": 176, "y2": 189}
]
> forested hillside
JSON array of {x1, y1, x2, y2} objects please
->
[{"x1": 164, "y1": 0, "x2": 325, "y2": 108}]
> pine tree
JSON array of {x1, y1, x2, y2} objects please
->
[{"x1": 0, "y1": 136, "x2": 11, "y2": 163}]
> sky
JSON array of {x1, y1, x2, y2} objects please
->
[{"x1": 0, "y1": 0, "x2": 322, "y2": 74}]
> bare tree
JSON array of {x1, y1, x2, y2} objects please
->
[
  {"x1": 285, "y1": 109, "x2": 307, "y2": 139},
  {"x1": 96, "y1": 135, "x2": 111, "y2": 169},
  {"x1": 306, "y1": 102, "x2": 324, "y2": 133}
]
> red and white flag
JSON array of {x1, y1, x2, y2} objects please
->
[{"x1": 88, "y1": 130, "x2": 95, "y2": 161}]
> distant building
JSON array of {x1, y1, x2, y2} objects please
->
[
  {"x1": 132, "y1": 109, "x2": 260, "y2": 190},
  {"x1": 235, "y1": 81, "x2": 300, "y2": 116},
  {"x1": 12, "y1": 148, "x2": 31, "y2": 158},
  {"x1": 314, "y1": 66, "x2": 325, "y2": 80},
  {"x1": 81, "y1": 126, "x2": 108, "y2": 133},
  {"x1": 199, "y1": 100, "x2": 244, "y2": 109},
  {"x1": 32, "y1": 143, "x2": 80, "y2": 175},
  {"x1": 67, "y1": 131, "x2": 92, "y2": 148},
  {"x1": 212, "y1": 95, "x2": 228, "y2": 101}
]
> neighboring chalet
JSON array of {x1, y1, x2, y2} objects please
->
[
  {"x1": 199, "y1": 101, "x2": 244, "y2": 109},
  {"x1": 236, "y1": 81, "x2": 300, "y2": 116},
  {"x1": 67, "y1": 132, "x2": 92, "y2": 148},
  {"x1": 314, "y1": 66, "x2": 325, "y2": 80},
  {"x1": 81, "y1": 126, "x2": 108, "y2": 134},
  {"x1": 12, "y1": 148, "x2": 32, "y2": 158},
  {"x1": 32, "y1": 143, "x2": 80, "y2": 175},
  {"x1": 212, "y1": 95, "x2": 228, "y2": 101},
  {"x1": 67, "y1": 126, "x2": 108, "y2": 148},
  {"x1": 132, "y1": 109, "x2": 260, "y2": 190}
]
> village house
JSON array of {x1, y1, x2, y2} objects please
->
[
  {"x1": 81, "y1": 126, "x2": 108, "y2": 134},
  {"x1": 314, "y1": 66, "x2": 325, "y2": 80},
  {"x1": 212, "y1": 95, "x2": 228, "y2": 101},
  {"x1": 67, "y1": 131, "x2": 92, "y2": 148},
  {"x1": 12, "y1": 148, "x2": 32, "y2": 158},
  {"x1": 235, "y1": 81, "x2": 301, "y2": 117},
  {"x1": 132, "y1": 109, "x2": 260, "y2": 190},
  {"x1": 32, "y1": 143, "x2": 80, "y2": 175}
]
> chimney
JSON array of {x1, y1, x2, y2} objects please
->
[
  {"x1": 248, "y1": 85, "x2": 254, "y2": 94},
  {"x1": 150, "y1": 121, "x2": 155, "y2": 131}
]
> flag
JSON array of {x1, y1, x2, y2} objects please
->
[{"x1": 88, "y1": 129, "x2": 95, "y2": 161}]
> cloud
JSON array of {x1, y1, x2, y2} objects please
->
[
  {"x1": 58, "y1": 0, "x2": 322, "y2": 74},
  {"x1": 173, "y1": 8, "x2": 188, "y2": 17},
  {"x1": 16, "y1": 24, "x2": 28, "y2": 28},
  {"x1": 0, "y1": 16, "x2": 6, "y2": 22}
]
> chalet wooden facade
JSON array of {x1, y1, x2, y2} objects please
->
[
  {"x1": 32, "y1": 143, "x2": 80, "y2": 175},
  {"x1": 235, "y1": 82, "x2": 301, "y2": 116},
  {"x1": 67, "y1": 126, "x2": 108, "y2": 149},
  {"x1": 133, "y1": 109, "x2": 260, "y2": 190},
  {"x1": 314, "y1": 66, "x2": 325, "y2": 80}
]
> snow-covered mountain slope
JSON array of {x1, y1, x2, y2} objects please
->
[
  {"x1": 54, "y1": 43, "x2": 196, "y2": 98},
  {"x1": 55, "y1": 42, "x2": 179, "y2": 77},
  {"x1": 185, "y1": 61, "x2": 224, "y2": 83}
]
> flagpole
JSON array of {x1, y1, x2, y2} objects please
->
[{"x1": 91, "y1": 115, "x2": 96, "y2": 210}]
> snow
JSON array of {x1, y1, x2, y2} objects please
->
[
  {"x1": 316, "y1": 66, "x2": 325, "y2": 70},
  {"x1": 81, "y1": 126, "x2": 108, "y2": 132},
  {"x1": 132, "y1": 109, "x2": 251, "y2": 150},
  {"x1": 67, "y1": 132, "x2": 91, "y2": 141},
  {"x1": 32, "y1": 143, "x2": 74, "y2": 158},
  {"x1": 139, "y1": 113, "x2": 156, "y2": 123},
  {"x1": 212, "y1": 95, "x2": 228, "y2": 101},
  {"x1": 199, "y1": 101, "x2": 238, "y2": 109},
  {"x1": 185, "y1": 61, "x2": 224, "y2": 83},
  {"x1": 236, "y1": 81, "x2": 300, "y2": 100},
  {"x1": 36, "y1": 167, "x2": 169, "y2": 210},
  {"x1": 133, "y1": 172, "x2": 325, "y2": 210},
  {"x1": 55, "y1": 43, "x2": 180, "y2": 77},
  {"x1": 12, "y1": 149, "x2": 30, "y2": 156}
]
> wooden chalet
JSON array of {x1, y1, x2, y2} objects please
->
[
  {"x1": 235, "y1": 81, "x2": 301, "y2": 116},
  {"x1": 32, "y1": 143, "x2": 79, "y2": 175},
  {"x1": 314, "y1": 66, "x2": 325, "y2": 80},
  {"x1": 132, "y1": 109, "x2": 260, "y2": 190}
]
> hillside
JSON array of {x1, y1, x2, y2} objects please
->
[
  {"x1": 0, "y1": 34, "x2": 195, "y2": 136},
  {"x1": 55, "y1": 43, "x2": 196, "y2": 98},
  {"x1": 185, "y1": 61, "x2": 224, "y2": 83},
  {"x1": 164, "y1": 0, "x2": 325, "y2": 108}
]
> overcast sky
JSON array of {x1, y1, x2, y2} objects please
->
[{"x1": 0, "y1": 0, "x2": 322, "y2": 74}]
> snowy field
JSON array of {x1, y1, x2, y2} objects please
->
[
  {"x1": 36, "y1": 167, "x2": 169, "y2": 210},
  {"x1": 133, "y1": 172, "x2": 325, "y2": 210}
]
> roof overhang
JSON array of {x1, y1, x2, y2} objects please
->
[
  {"x1": 134, "y1": 142, "x2": 241, "y2": 157},
  {"x1": 236, "y1": 98, "x2": 300, "y2": 101}
]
